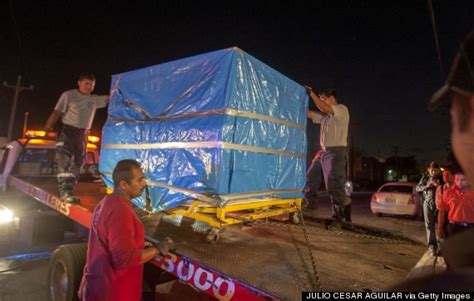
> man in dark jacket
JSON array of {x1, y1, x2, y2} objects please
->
[{"x1": 416, "y1": 161, "x2": 443, "y2": 254}]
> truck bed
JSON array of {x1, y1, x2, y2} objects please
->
[{"x1": 9, "y1": 176, "x2": 425, "y2": 300}]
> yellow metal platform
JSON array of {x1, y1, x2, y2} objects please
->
[
  {"x1": 165, "y1": 198, "x2": 302, "y2": 243},
  {"x1": 168, "y1": 198, "x2": 301, "y2": 228},
  {"x1": 106, "y1": 186, "x2": 302, "y2": 242}
]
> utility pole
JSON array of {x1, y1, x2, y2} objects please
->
[
  {"x1": 3, "y1": 76, "x2": 33, "y2": 141},
  {"x1": 22, "y1": 112, "x2": 30, "y2": 138}
]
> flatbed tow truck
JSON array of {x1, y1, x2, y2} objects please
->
[{"x1": 0, "y1": 132, "x2": 426, "y2": 301}]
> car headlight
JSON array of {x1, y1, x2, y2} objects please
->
[
  {"x1": 345, "y1": 180, "x2": 353, "y2": 196},
  {"x1": 0, "y1": 208, "x2": 14, "y2": 224}
]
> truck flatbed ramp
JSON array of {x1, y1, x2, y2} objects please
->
[{"x1": 9, "y1": 176, "x2": 425, "y2": 300}]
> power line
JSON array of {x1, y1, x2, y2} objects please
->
[{"x1": 427, "y1": 0, "x2": 444, "y2": 80}]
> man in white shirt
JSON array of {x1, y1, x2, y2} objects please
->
[
  {"x1": 45, "y1": 73, "x2": 109, "y2": 203},
  {"x1": 304, "y1": 87, "x2": 350, "y2": 229}
]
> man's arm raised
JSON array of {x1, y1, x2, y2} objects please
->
[{"x1": 304, "y1": 85, "x2": 334, "y2": 114}]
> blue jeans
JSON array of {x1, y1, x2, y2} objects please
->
[{"x1": 304, "y1": 147, "x2": 347, "y2": 220}]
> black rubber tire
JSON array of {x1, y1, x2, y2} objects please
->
[{"x1": 47, "y1": 243, "x2": 87, "y2": 301}]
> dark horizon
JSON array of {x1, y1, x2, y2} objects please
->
[{"x1": 1, "y1": 1, "x2": 473, "y2": 165}]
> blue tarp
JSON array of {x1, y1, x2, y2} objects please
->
[{"x1": 99, "y1": 47, "x2": 308, "y2": 211}]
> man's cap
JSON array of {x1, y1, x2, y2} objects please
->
[{"x1": 429, "y1": 30, "x2": 474, "y2": 111}]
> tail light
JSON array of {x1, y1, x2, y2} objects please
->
[
  {"x1": 408, "y1": 195, "x2": 416, "y2": 205},
  {"x1": 88, "y1": 135, "x2": 100, "y2": 143},
  {"x1": 371, "y1": 194, "x2": 377, "y2": 202}
]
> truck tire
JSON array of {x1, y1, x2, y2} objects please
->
[{"x1": 47, "y1": 243, "x2": 87, "y2": 301}]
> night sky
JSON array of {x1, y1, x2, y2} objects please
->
[{"x1": 1, "y1": 1, "x2": 473, "y2": 165}]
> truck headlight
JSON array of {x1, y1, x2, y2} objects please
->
[{"x1": 0, "y1": 207, "x2": 14, "y2": 224}]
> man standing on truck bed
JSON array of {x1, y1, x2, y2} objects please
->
[
  {"x1": 79, "y1": 159, "x2": 174, "y2": 301},
  {"x1": 44, "y1": 73, "x2": 109, "y2": 203},
  {"x1": 304, "y1": 87, "x2": 350, "y2": 229}
]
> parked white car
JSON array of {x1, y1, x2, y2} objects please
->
[{"x1": 370, "y1": 182, "x2": 422, "y2": 218}]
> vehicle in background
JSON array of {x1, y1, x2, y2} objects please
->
[{"x1": 370, "y1": 182, "x2": 422, "y2": 219}]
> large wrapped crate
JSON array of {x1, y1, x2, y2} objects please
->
[{"x1": 100, "y1": 47, "x2": 308, "y2": 211}]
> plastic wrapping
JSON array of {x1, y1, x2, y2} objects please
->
[{"x1": 100, "y1": 47, "x2": 308, "y2": 211}]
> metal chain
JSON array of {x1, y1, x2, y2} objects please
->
[
  {"x1": 294, "y1": 207, "x2": 323, "y2": 291},
  {"x1": 255, "y1": 211, "x2": 416, "y2": 292},
  {"x1": 323, "y1": 228, "x2": 414, "y2": 244},
  {"x1": 262, "y1": 215, "x2": 414, "y2": 245},
  {"x1": 258, "y1": 211, "x2": 323, "y2": 291}
]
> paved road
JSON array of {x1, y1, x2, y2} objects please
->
[{"x1": 310, "y1": 192, "x2": 427, "y2": 245}]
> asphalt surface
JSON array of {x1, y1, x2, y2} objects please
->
[
  {"x1": 0, "y1": 190, "x2": 427, "y2": 300},
  {"x1": 312, "y1": 192, "x2": 426, "y2": 245}
]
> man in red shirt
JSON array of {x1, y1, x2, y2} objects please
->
[
  {"x1": 439, "y1": 172, "x2": 474, "y2": 238},
  {"x1": 79, "y1": 159, "x2": 173, "y2": 301},
  {"x1": 436, "y1": 170, "x2": 454, "y2": 210},
  {"x1": 436, "y1": 169, "x2": 454, "y2": 240}
]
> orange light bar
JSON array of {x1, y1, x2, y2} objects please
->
[
  {"x1": 88, "y1": 135, "x2": 100, "y2": 143},
  {"x1": 25, "y1": 130, "x2": 46, "y2": 138},
  {"x1": 87, "y1": 143, "x2": 98, "y2": 150},
  {"x1": 25, "y1": 130, "x2": 57, "y2": 139}
]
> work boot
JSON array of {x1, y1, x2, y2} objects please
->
[
  {"x1": 61, "y1": 193, "x2": 81, "y2": 204},
  {"x1": 64, "y1": 196, "x2": 81, "y2": 204},
  {"x1": 324, "y1": 218, "x2": 342, "y2": 230}
]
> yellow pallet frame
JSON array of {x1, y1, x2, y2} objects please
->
[{"x1": 167, "y1": 198, "x2": 302, "y2": 228}]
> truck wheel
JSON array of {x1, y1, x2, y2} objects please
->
[{"x1": 47, "y1": 243, "x2": 87, "y2": 301}]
